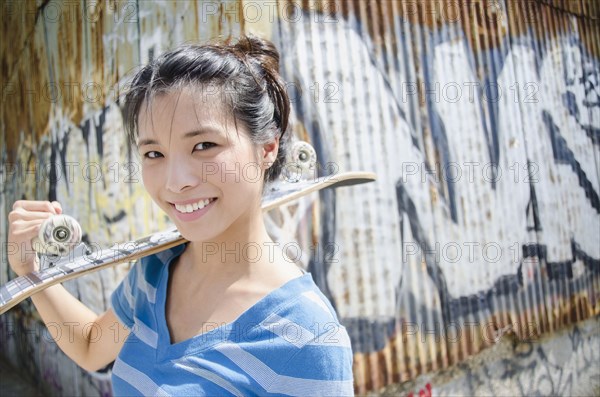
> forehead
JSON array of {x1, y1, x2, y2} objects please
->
[{"x1": 137, "y1": 88, "x2": 235, "y2": 139}]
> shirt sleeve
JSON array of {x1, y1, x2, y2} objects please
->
[{"x1": 110, "y1": 262, "x2": 139, "y2": 330}]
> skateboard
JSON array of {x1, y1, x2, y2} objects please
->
[{"x1": 0, "y1": 142, "x2": 375, "y2": 314}]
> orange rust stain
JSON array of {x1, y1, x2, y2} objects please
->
[
  {"x1": 90, "y1": 1, "x2": 106, "y2": 108},
  {"x1": 2, "y1": 2, "x2": 56, "y2": 161},
  {"x1": 351, "y1": 286, "x2": 600, "y2": 392},
  {"x1": 460, "y1": 1, "x2": 507, "y2": 53},
  {"x1": 54, "y1": 1, "x2": 83, "y2": 123}
]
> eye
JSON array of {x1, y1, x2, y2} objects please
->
[
  {"x1": 143, "y1": 151, "x2": 163, "y2": 159},
  {"x1": 194, "y1": 142, "x2": 217, "y2": 151}
]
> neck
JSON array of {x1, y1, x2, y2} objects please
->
[{"x1": 183, "y1": 209, "x2": 274, "y2": 279}]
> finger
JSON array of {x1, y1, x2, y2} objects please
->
[
  {"x1": 9, "y1": 223, "x2": 41, "y2": 240},
  {"x1": 11, "y1": 218, "x2": 48, "y2": 229},
  {"x1": 51, "y1": 201, "x2": 63, "y2": 214},
  {"x1": 12, "y1": 200, "x2": 58, "y2": 214},
  {"x1": 9, "y1": 208, "x2": 55, "y2": 222}
]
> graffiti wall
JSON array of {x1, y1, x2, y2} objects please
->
[
  {"x1": 384, "y1": 317, "x2": 599, "y2": 396},
  {"x1": 1, "y1": 0, "x2": 598, "y2": 395}
]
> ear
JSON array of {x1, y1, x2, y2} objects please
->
[{"x1": 261, "y1": 137, "x2": 279, "y2": 169}]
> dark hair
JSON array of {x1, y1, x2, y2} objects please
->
[{"x1": 123, "y1": 35, "x2": 290, "y2": 182}]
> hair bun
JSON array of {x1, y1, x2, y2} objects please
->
[
  {"x1": 233, "y1": 34, "x2": 281, "y2": 72},
  {"x1": 230, "y1": 35, "x2": 289, "y2": 138}
]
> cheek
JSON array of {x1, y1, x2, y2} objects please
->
[
  {"x1": 241, "y1": 162, "x2": 264, "y2": 188},
  {"x1": 141, "y1": 165, "x2": 160, "y2": 197}
]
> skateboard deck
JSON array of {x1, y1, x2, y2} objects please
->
[{"x1": 0, "y1": 171, "x2": 376, "y2": 314}]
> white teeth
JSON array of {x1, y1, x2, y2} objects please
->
[{"x1": 174, "y1": 198, "x2": 213, "y2": 213}]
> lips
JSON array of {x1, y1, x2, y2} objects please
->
[
  {"x1": 172, "y1": 198, "x2": 217, "y2": 214},
  {"x1": 167, "y1": 196, "x2": 218, "y2": 223}
]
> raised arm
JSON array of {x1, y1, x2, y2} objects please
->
[{"x1": 8, "y1": 200, "x2": 128, "y2": 372}]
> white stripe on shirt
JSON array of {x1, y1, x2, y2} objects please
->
[
  {"x1": 135, "y1": 264, "x2": 157, "y2": 303},
  {"x1": 173, "y1": 358, "x2": 245, "y2": 397},
  {"x1": 113, "y1": 359, "x2": 170, "y2": 397},
  {"x1": 215, "y1": 342, "x2": 353, "y2": 396},
  {"x1": 260, "y1": 311, "x2": 351, "y2": 349},
  {"x1": 260, "y1": 313, "x2": 315, "y2": 348},
  {"x1": 123, "y1": 273, "x2": 134, "y2": 309},
  {"x1": 133, "y1": 317, "x2": 158, "y2": 349}
]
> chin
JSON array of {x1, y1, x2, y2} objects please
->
[{"x1": 174, "y1": 223, "x2": 218, "y2": 243}]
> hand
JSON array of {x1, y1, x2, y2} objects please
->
[{"x1": 8, "y1": 200, "x2": 63, "y2": 276}]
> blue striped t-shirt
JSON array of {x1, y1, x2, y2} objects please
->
[{"x1": 110, "y1": 244, "x2": 354, "y2": 396}]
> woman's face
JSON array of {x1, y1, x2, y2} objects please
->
[{"x1": 137, "y1": 88, "x2": 278, "y2": 242}]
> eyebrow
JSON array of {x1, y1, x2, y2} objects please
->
[{"x1": 137, "y1": 126, "x2": 223, "y2": 147}]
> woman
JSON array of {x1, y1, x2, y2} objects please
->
[{"x1": 8, "y1": 35, "x2": 354, "y2": 396}]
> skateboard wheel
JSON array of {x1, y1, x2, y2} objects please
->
[
  {"x1": 34, "y1": 215, "x2": 82, "y2": 256},
  {"x1": 286, "y1": 141, "x2": 317, "y2": 182}
]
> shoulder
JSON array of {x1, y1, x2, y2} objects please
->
[
  {"x1": 116, "y1": 243, "x2": 186, "y2": 304},
  {"x1": 239, "y1": 273, "x2": 353, "y2": 357},
  {"x1": 110, "y1": 243, "x2": 186, "y2": 331},
  {"x1": 260, "y1": 274, "x2": 354, "y2": 381},
  {"x1": 135, "y1": 243, "x2": 186, "y2": 284},
  {"x1": 272, "y1": 274, "x2": 345, "y2": 331},
  {"x1": 213, "y1": 274, "x2": 354, "y2": 395}
]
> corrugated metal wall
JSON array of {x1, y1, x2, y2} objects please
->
[{"x1": 1, "y1": 1, "x2": 599, "y2": 395}]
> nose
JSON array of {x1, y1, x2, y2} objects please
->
[{"x1": 165, "y1": 158, "x2": 197, "y2": 193}]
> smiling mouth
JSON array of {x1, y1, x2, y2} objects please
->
[{"x1": 172, "y1": 198, "x2": 217, "y2": 213}]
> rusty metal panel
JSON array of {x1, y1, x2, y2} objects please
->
[{"x1": 0, "y1": 0, "x2": 599, "y2": 395}]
